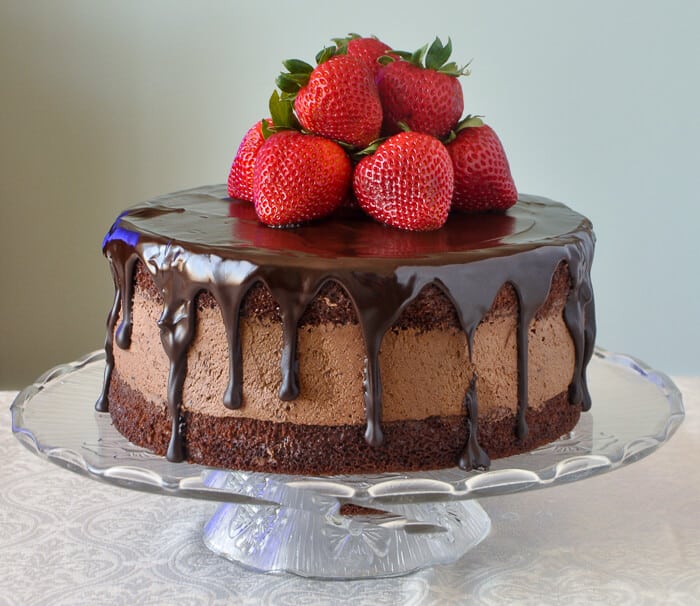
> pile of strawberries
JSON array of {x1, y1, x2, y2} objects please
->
[{"x1": 227, "y1": 34, "x2": 517, "y2": 231}]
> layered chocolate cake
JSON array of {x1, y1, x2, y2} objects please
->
[{"x1": 96, "y1": 184, "x2": 595, "y2": 474}]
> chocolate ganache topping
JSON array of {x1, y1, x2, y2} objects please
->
[{"x1": 97, "y1": 184, "x2": 596, "y2": 470}]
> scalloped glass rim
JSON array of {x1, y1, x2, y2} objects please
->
[{"x1": 10, "y1": 347, "x2": 684, "y2": 507}]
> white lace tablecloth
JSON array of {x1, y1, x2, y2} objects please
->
[{"x1": 1, "y1": 378, "x2": 699, "y2": 606}]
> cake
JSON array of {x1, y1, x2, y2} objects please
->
[
  {"x1": 96, "y1": 184, "x2": 596, "y2": 474},
  {"x1": 95, "y1": 34, "x2": 596, "y2": 474}
]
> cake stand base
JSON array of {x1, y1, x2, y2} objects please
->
[{"x1": 202, "y1": 477, "x2": 491, "y2": 579}]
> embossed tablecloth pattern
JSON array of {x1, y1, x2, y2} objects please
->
[{"x1": 1, "y1": 379, "x2": 699, "y2": 606}]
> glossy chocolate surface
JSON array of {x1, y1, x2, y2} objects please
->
[{"x1": 97, "y1": 184, "x2": 596, "y2": 470}]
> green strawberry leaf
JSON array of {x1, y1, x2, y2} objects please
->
[
  {"x1": 335, "y1": 139, "x2": 357, "y2": 153},
  {"x1": 260, "y1": 117, "x2": 275, "y2": 140},
  {"x1": 377, "y1": 54, "x2": 398, "y2": 66},
  {"x1": 315, "y1": 45, "x2": 338, "y2": 64},
  {"x1": 331, "y1": 37, "x2": 349, "y2": 52},
  {"x1": 286, "y1": 72, "x2": 313, "y2": 86},
  {"x1": 351, "y1": 136, "x2": 387, "y2": 159},
  {"x1": 268, "y1": 90, "x2": 300, "y2": 132},
  {"x1": 276, "y1": 72, "x2": 303, "y2": 94},
  {"x1": 332, "y1": 32, "x2": 361, "y2": 50},
  {"x1": 282, "y1": 59, "x2": 314, "y2": 75},
  {"x1": 457, "y1": 114, "x2": 484, "y2": 129},
  {"x1": 443, "y1": 115, "x2": 484, "y2": 143},
  {"x1": 395, "y1": 37, "x2": 471, "y2": 76},
  {"x1": 438, "y1": 60, "x2": 471, "y2": 76},
  {"x1": 425, "y1": 37, "x2": 452, "y2": 71},
  {"x1": 276, "y1": 57, "x2": 316, "y2": 101},
  {"x1": 443, "y1": 130, "x2": 457, "y2": 144},
  {"x1": 410, "y1": 43, "x2": 428, "y2": 67}
]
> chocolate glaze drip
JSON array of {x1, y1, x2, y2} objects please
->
[
  {"x1": 155, "y1": 262, "x2": 199, "y2": 461},
  {"x1": 213, "y1": 281, "x2": 249, "y2": 410},
  {"x1": 95, "y1": 241, "x2": 136, "y2": 413},
  {"x1": 97, "y1": 184, "x2": 596, "y2": 470},
  {"x1": 459, "y1": 375, "x2": 490, "y2": 471},
  {"x1": 266, "y1": 272, "x2": 325, "y2": 401}
]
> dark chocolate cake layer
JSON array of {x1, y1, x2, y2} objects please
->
[{"x1": 108, "y1": 368, "x2": 581, "y2": 474}]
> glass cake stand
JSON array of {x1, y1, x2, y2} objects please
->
[{"x1": 10, "y1": 348, "x2": 684, "y2": 579}]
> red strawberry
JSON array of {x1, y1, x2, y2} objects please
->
[
  {"x1": 446, "y1": 119, "x2": 518, "y2": 212},
  {"x1": 253, "y1": 131, "x2": 352, "y2": 227},
  {"x1": 334, "y1": 33, "x2": 394, "y2": 79},
  {"x1": 277, "y1": 52, "x2": 383, "y2": 148},
  {"x1": 227, "y1": 119, "x2": 272, "y2": 202},
  {"x1": 377, "y1": 37, "x2": 468, "y2": 138},
  {"x1": 353, "y1": 131, "x2": 454, "y2": 231}
]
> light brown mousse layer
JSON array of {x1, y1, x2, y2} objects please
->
[{"x1": 108, "y1": 262, "x2": 579, "y2": 473}]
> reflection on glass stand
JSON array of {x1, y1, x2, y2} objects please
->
[{"x1": 11, "y1": 349, "x2": 684, "y2": 579}]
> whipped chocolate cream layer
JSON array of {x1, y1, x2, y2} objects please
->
[
  {"x1": 112, "y1": 263, "x2": 574, "y2": 424},
  {"x1": 98, "y1": 184, "x2": 596, "y2": 471}
]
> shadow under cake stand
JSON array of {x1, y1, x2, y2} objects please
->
[{"x1": 10, "y1": 348, "x2": 684, "y2": 579}]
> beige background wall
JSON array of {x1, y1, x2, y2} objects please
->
[{"x1": 1, "y1": 0, "x2": 699, "y2": 388}]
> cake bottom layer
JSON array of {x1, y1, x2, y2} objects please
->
[{"x1": 108, "y1": 370, "x2": 582, "y2": 474}]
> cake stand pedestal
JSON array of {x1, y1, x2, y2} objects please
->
[
  {"x1": 10, "y1": 348, "x2": 684, "y2": 579},
  {"x1": 200, "y1": 470, "x2": 490, "y2": 578}
]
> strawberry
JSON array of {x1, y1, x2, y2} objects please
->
[
  {"x1": 333, "y1": 33, "x2": 394, "y2": 79},
  {"x1": 227, "y1": 119, "x2": 272, "y2": 202},
  {"x1": 377, "y1": 37, "x2": 468, "y2": 138},
  {"x1": 353, "y1": 131, "x2": 454, "y2": 231},
  {"x1": 446, "y1": 118, "x2": 518, "y2": 212},
  {"x1": 277, "y1": 51, "x2": 383, "y2": 148},
  {"x1": 253, "y1": 130, "x2": 352, "y2": 227}
]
